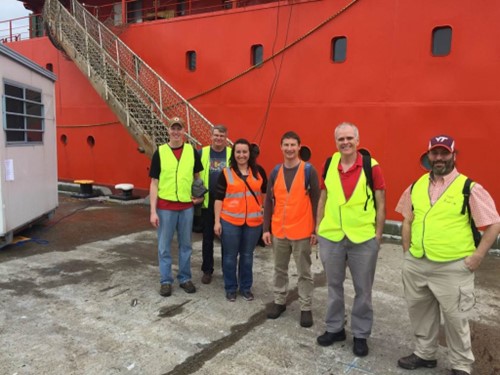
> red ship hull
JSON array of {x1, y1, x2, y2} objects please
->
[{"x1": 5, "y1": 0, "x2": 500, "y2": 220}]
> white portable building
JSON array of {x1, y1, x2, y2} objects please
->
[{"x1": 0, "y1": 43, "x2": 58, "y2": 247}]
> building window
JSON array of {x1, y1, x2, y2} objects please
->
[
  {"x1": 186, "y1": 51, "x2": 197, "y2": 71},
  {"x1": 432, "y1": 26, "x2": 452, "y2": 56},
  {"x1": 251, "y1": 44, "x2": 263, "y2": 67},
  {"x1": 331, "y1": 37, "x2": 347, "y2": 63},
  {"x1": 3, "y1": 82, "x2": 44, "y2": 144}
]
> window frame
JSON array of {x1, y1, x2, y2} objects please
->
[
  {"x1": 3, "y1": 80, "x2": 45, "y2": 145},
  {"x1": 251, "y1": 44, "x2": 264, "y2": 67},
  {"x1": 331, "y1": 36, "x2": 347, "y2": 63},
  {"x1": 432, "y1": 25, "x2": 452, "y2": 57},
  {"x1": 186, "y1": 50, "x2": 197, "y2": 71}
]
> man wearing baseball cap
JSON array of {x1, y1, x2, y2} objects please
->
[
  {"x1": 149, "y1": 117, "x2": 204, "y2": 297},
  {"x1": 395, "y1": 135, "x2": 500, "y2": 375}
]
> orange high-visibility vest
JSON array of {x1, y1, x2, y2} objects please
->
[
  {"x1": 221, "y1": 167, "x2": 263, "y2": 227},
  {"x1": 271, "y1": 162, "x2": 313, "y2": 240}
]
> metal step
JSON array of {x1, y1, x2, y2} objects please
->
[{"x1": 43, "y1": 0, "x2": 216, "y2": 156}]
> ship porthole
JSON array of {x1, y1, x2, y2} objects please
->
[
  {"x1": 87, "y1": 135, "x2": 95, "y2": 147},
  {"x1": 60, "y1": 134, "x2": 68, "y2": 145}
]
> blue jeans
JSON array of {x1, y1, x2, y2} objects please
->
[
  {"x1": 220, "y1": 219, "x2": 262, "y2": 293},
  {"x1": 157, "y1": 207, "x2": 194, "y2": 285}
]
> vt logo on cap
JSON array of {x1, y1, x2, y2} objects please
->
[{"x1": 429, "y1": 135, "x2": 455, "y2": 152}]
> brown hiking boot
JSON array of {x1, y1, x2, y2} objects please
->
[
  {"x1": 159, "y1": 284, "x2": 172, "y2": 297},
  {"x1": 397, "y1": 353, "x2": 437, "y2": 370},
  {"x1": 180, "y1": 280, "x2": 196, "y2": 294},
  {"x1": 267, "y1": 303, "x2": 286, "y2": 319},
  {"x1": 201, "y1": 273, "x2": 212, "y2": 284}
]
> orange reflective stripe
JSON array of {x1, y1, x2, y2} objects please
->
[{"x1": 220, "y1": 167, "x2": 263, "y2": 227}]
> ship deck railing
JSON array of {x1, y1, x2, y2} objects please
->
[{"x1": 0, "y1": 0, "x2": 317, "y2": 43}]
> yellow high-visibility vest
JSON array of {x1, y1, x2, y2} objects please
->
[
  {"x1": 318, "y1": 152, "x2": 378, "y2": 243},
  {"x1": 158, "y1": 143, "x2": 195, "y2": 202}
]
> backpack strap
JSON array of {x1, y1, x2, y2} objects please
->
[
  {"x1": 304, "y1": 162, "x2": 312, "y2": 193},
  {"x1": 270, "y1": 164, "x2": 281, "y2": 188},
  {"x1": 360, "y1": 152, "x2": 374, "y2": 193},
  {"x1": 269, "y1": 164, "x2": 281, "y2": 203},
  {"x1": 461, "y1": 178, "x2": 472, "y2": 216},
  {"x1": 410, "y1": 180, "x2": 417, "y2": 211},
  {"x1": 461, "y1": 178, "x2": 482, "y2": 247},
  {"x1": 358, "y1": 149, "x2": 374, "y2": 210}
]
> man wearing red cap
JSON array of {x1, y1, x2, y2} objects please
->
[{"x1": 396, "y1": 135, "x2": 500, "y2": 375}]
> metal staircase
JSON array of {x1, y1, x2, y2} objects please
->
[{"x1": 43, "y1": 0, "x2": 215, "y2": 157}]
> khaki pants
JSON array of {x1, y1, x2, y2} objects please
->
[
  {"x1": 402, "y1": 252, "x2": 475, "y2": 373},
  {"x1": 272, "y1": 237, "x2": 313, "y2": 310}
]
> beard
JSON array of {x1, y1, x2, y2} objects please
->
[{"x1": 431, "y1": 159, "x2": 455, "y2": 176}]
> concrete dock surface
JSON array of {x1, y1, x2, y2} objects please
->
[{"x1": 0, "y1": 195, "x2": 499, "y2": 375}]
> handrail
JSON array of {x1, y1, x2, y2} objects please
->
[
  {"x1": 83, "y1": 0, "x2": 298, "y2": 25},
  {"x1": 43, "y1": 0, "x2": 217, "y2": 155},
  {"x1": 0, "y1": 14, "x2": 43, "y2": 43}
]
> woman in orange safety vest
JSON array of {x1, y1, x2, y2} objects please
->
[{"x1": 214, "y1": 139, "x2": 267, "y2": 302}]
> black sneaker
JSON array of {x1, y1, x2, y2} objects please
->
[
  {"x1": 317, "y1": 329, "x2": 346, "y2": 346},
  {"x1": 397, "y1": 353, "x2": 437, "y2": 370},
  {"x1": 179, "y1": 280, "x2": 196, "y2": 294},
  {"x1": 451, "y1": 370, "x2": 470, "y2": 375},
  {"x1": 267, "y1": 303, "x2": 286, "y2": 319},
  {"x1": 353, "y1": 337, "x2": 368, "y2": 357},
  {"x1": 159, "y1": 283, "x2": 172, "y2": 297},
  {"x1": 226, "y1": 292, "x2": 237, "y2": 302},
  {"x1": 240, "y1": 290, "x2": 254, "y2": 301}
]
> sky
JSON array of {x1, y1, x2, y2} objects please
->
[
  {"x1": 1, "y1": 0, "x2": 33, "y2": 40},
  {"x1": 1, "y1": 0, "x2": 32, "y2": 22}
]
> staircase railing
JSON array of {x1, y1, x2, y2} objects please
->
[{"x1": 43, "y1": 0, "x2": 216, "y2": 157}]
